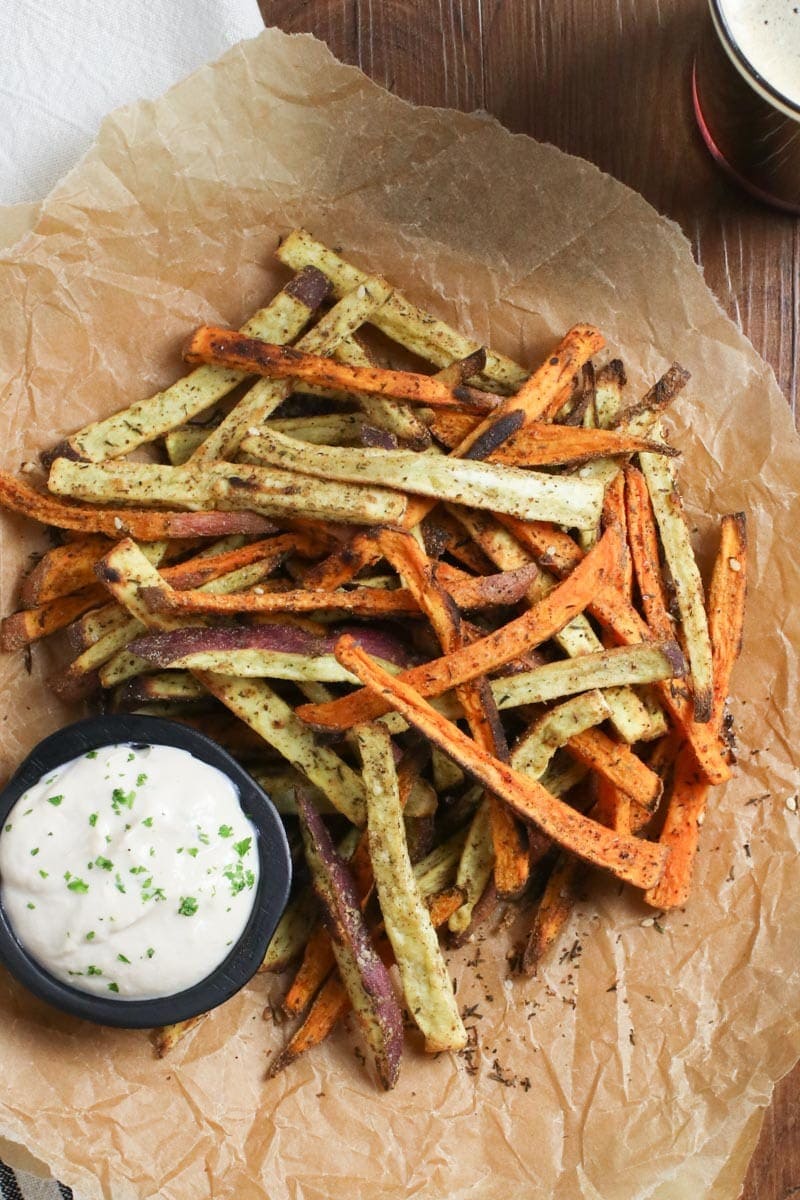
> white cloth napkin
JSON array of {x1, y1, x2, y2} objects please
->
[{"x1": 0, "y1": 0, "x2": 264, "y2": 205}]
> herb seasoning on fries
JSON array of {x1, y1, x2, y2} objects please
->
[{"x1": 0, "y1": 230, "x2": 746, "y2": 1088}]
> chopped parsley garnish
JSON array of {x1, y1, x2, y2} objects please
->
[
  {"x1": 30, "y1": 847, "x2": 39, "y2": 856},
  {"x1": 187, "y1": 847, "x2": 199, "y2": 858},
  {"x1": 111, "y1": 787, "x2": 135, "y2": 813},
  {"x1": 85, "y1": 931, "x2": 95, "y2": 941},
  {"x1": 136, "y1": 773, "x2": 147, "y2": 787},
  {"x1": 127, "y1": 752, "x2": 135, "y2": 762},
  {"x1": 86, "y1": 965, "x2": 102, "y2": 976},
  {"x1": 233, "y1": 837, "x2": 252, "y2": 859},
  {"x1": 4, "y1": 823, "x2": 11, "y2": 832},
  {"x1": 67, "y1": 877, "x2": 89, "y2": 894},
  {"x1": 223, "y1": 861, "x2": 255, "y2": 896},
  {"x1": 218, "y1": 824, "x2": 233, "y2": 838},
  {"x1": 178, "y1": 896, "x2": 198, "y2": 917},
  {"x1": 146, "y1": 947, "x2": 155, "y2": 959},
  {"x1": 114, "y1": 873, "x2": 126, "y2": 894},
  {"x1": 95, "y1": 855, "x2": 113, "y2": 871},
  {"x1": 47, "y1": 795, "x2": 63, "y2": 806},
  {"x1": 117, "y1": 954, "x2": 130, "y2": 964},
  {"x1": 129, "y1": 865, "x2": 147, "y2": 875},
  {"x1": 107, "y1": 982, "x2": 119, "y2": 994},
  {"x1": 196, "y1": 828, "x2": 210, "y2": 846},
  {"x1": 88, "y1": 812, "x2": 98, "y2": 827},
  {"x1": 26, "y1": 902, "x2": 35, "y2": 910},
  {"x1": 38, "y1": 869, "x2": 48, "y2": 879},
  {"x1": 141, "y1": 816, "x2": 153, "y2": 828},
  {"x1": 85, "y1": 750, "x2": 98, "y2": 759}
]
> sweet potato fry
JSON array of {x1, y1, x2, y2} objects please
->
[
  {"x1": 358, "y1": 723, "x2": 467, "y2": 1051},
  {"x1": 645, "y1": 513, "x2": 747, "y2": 908},
  {"x1": 185, "y1": 328, "x2": 501, "y2": 413},
  {"x1": 296, "y1": 794, "x2": 403, "y2": 1090},
  {"x1": 375, "y1": 527, "x2": 528, "y2": 900},
  {"x1": 19, "y1": 535, "x2": 113, "y2": 606},
  {"x1": 298, "y1": 525, "x2": 620, "y2": 730},
  {"x1": 1, "y1": 585, "x2": 109, "y2": 649},
  {"x1": 477, "y1": 423, "x2": 677, "y2": 468},
  {"x1": 240, "y1": 427, "x2": 605, "y2": 529},
  {"x1": 46, "y1": 266, "x2": 330, "y2": 463},
  {"x1": 520, "y1": 854, "x2": 584, "y2": 975},
  {"x1": 566, "y1": 727, "x2": 662, "y2": 812},
  {"x1": 0, "y1": 471, "x2": 276, "y2": 540},
  {"x1": 335, "y1": 636, "x2": 668, "y2": 890}
]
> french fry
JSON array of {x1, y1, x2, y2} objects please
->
[
  {"x1": 185, "y1": 328, "x2": 502, "y2": 413},
  {"x1": 636, "y1": 445, "x2": 714, "y2": 722},
  {"x1": 332, "y1": 335, "x2": 431, "y2": 448},
  {"x1": 96, "y1": 539, "x2": 368, "y2": 824},
  {"x1": 645, "y1": 513, "x2": 747, "y2": 909},
  {"x1": 375, "y1": 527, "x2": 527, "y2": 899},
  {"x1": 0, "y1": 470, "x2": 276, "y2": 540},
  {"x1": 498, "y1": 515, "x2": 730, "y2": 784},
  {"x1": 1, "y1": 585, "x2": 109, "y2": 649},
  {"x1": 510, "y1": 691, "x2": 612, "y2": 781},
  {"x1": 240, "y1": 427, "x2": 605, "y2": 529},
  {"x1": 335, "y1": 636, "x2": 669, "y2": 890},
  {"x1": 46, "y1": 266, "x2": 330, "y2": 463},
  {"x1": 490, "y1": 642, "x2": 685, "y2": 710},
  {"x1": 19, "y1": 535, "x2": 113, "y2": 605},
  {"x1": 358, "y1": 723, "x2": 467, "y2": 1051},
  {"x1": 297, "y1": 525, "x2": 620, "y2": 730},
  {"x1": 520, "y1": 855, "x2": 584, "y2": 975},
  {"x1": 469, "y1": 422, "x2": 676, "y2": 468},
  {"x1": 448, "y1": 799, "x2": 494, "y2": 935},
  {"x1": 47, "y1": 458, "x2": 409, "y2": 528},
  {"x1": 296, "y1": 794, "x2": 403, "y2": 1090},
  {"x1": 189, "y1": 276, "x2": 395, "y2": 462},
  {"x1": 566, "y1": 727, "x2": 662, "y2": 812},
  {"x1": 276, "y1": 229, "x2": 527, "y2": 390},
  {"x1": 449, "y1": 505, "x2": 660, "y2": 743},
  {"x1": 153, "y1": 1015, "x2": 206, "y2": 1058}
]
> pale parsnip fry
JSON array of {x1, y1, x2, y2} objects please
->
[
  {"x1": 46, "y1": 266, "x2": 330, "y2": 463},
  {"x1": 189, "y1": 276, "x2": 395, "y2": 463},
  {"x1": 490, "y1": 642, "x2": 685, "y2": 710},
  {"x1": 333, "y1": 335, "x2": 430, "y2": 448},
  {"x1": 636, "y1": 445, "x2": 714, "y2": 721},
  {"x1": 47, "y1": 458, "x2": 409, "y2": 527},
  {"x1": 335, "y1": 636, "x2": 668, "y2": 891},
  {"x1": 276, "y1": 228, "x2": 527, "y2": 390},
  {"x1": 510, "y1": 691, "x2": 612, "y2": 780},
  {"x1": 358, "y1": 723, "x2": 467, "y2": 1052},
  {"x1": 448, "y1": 799, "x2": 494, "y2": 935},
  {"x1": 240, "y1": 427, "x2": 605, "y2": 529}
]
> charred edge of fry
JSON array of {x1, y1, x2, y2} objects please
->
[
  {"x1": 597, "y1": 359, "x2": 627, "y2": 388},
  {"x1": 520, "y1": 856, "x2": 583, "y2": 975},
  {"x1": 463, "y1": 410, "x2": 526, "y2": 461},
  {"x1": 283, "y1": 265, "x2": 332, "y2": 309},
  {"x1": 611, "y1": 363, "x2": 691, "y2": 427}
]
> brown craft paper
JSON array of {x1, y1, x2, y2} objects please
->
[{"x1": 0, "y1": 27, "x2": 797, "y2": 1200}]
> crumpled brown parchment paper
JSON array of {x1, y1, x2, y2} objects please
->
[{"x1": 0, "y1": 26, "x2": 797, "y2": 1200}]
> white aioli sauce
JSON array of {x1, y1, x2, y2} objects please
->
[{"x1": 0, "y1": 744, "x2": 260, "y2": 999}]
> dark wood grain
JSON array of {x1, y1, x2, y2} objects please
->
[{"x1": 262, "y1": 4, "x2": 799, "y2": 1195}]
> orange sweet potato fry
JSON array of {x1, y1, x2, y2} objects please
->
[
  {"x1": 19, "y1": 536, "x2": 113, "y2": 606},
  {"x1": 1, "y1": 585, "x2": 108, "y2": 650},
  {"x1": 334, "y1": 634, "x2": 668, "y2": 891},
  {"x1": 645, "y1": 513, "x2": 747, "y2": 909},
  {"x1": 184, "y1": 328, "x2": 501, "y2": 413},
  {"x1": 298, "y1": 525, "x2": 620, "y2": 731},
  {"x1": 0, "y1": 471, "x2": 275, "y2": 540}
]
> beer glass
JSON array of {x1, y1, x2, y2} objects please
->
[{"x1": 693, "y1": 0, "x2": 800, "y2": 213}]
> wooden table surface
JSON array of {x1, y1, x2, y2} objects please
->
[{"x1": 262, "y1": 4, "x2": 799, "y2": 1195}]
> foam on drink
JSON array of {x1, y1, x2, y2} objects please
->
[{"x1": 719, "y1": 0, "x2": 800, "y2": 108}]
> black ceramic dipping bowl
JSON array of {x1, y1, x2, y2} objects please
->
[{"x1": 0, "y1": 715, "x2": 291, "y2": 1028}]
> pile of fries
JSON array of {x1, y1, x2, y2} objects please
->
[{"x1": 0, "y1": 230, "x2": 747, "y2": 1088}]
